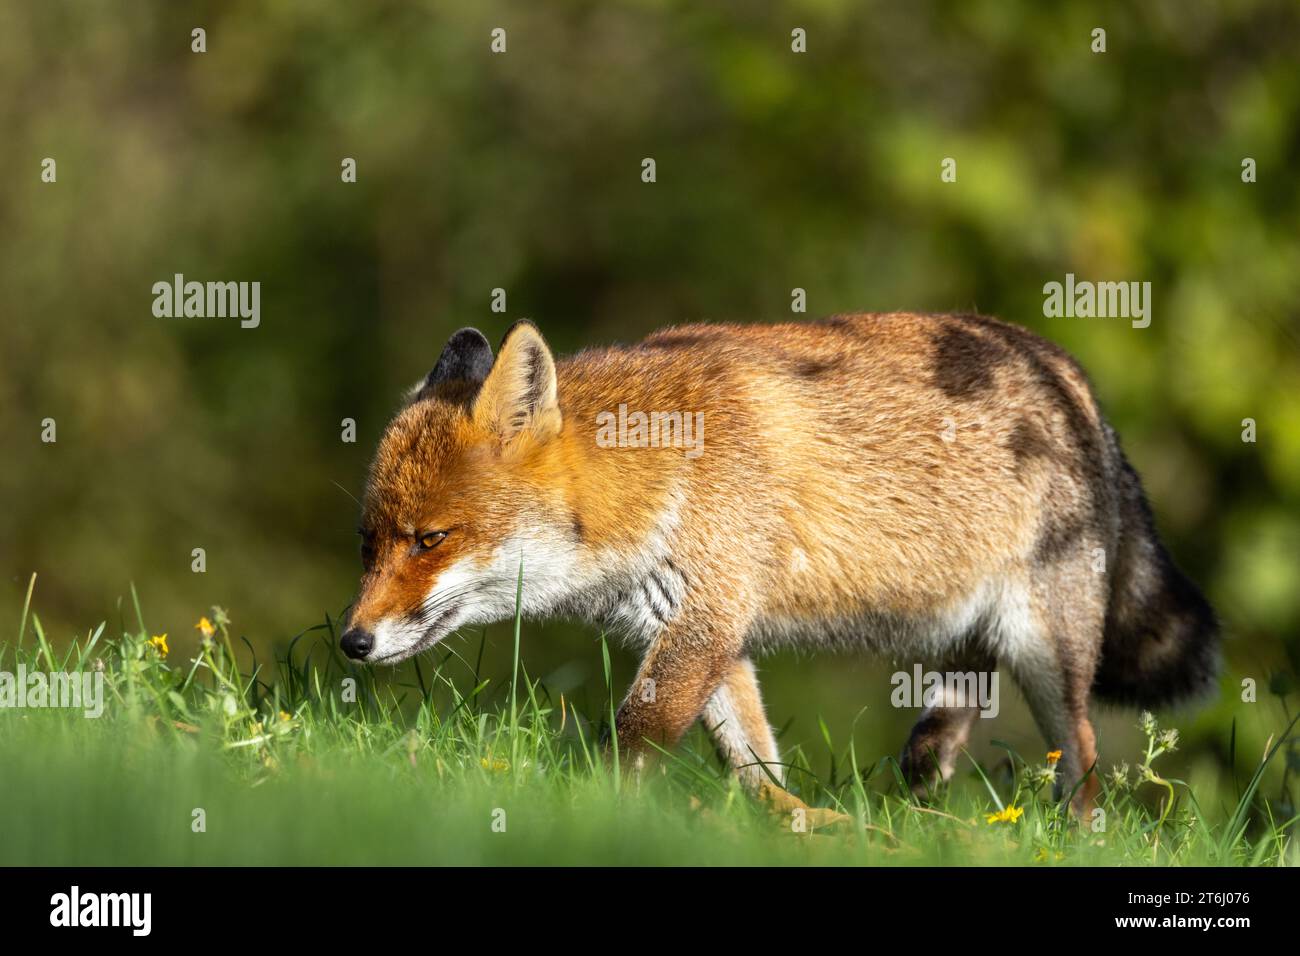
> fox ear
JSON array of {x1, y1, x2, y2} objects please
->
[
  {"x1": 472, "y1": 320, "x2": 561, "y2": 442},
  {"x1": 415, "y1": 328, "x2": 494, "y2": 403}
]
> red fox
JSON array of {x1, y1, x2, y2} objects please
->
[{"x1": 341, "y1": 313, "x2": 1219, "y2": 818}]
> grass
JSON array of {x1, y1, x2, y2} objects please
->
[{"x1": 0, "y1": 579, "x2": 1296, "y2": 866}]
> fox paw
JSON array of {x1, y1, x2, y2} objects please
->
[{"x1": 759, "y1": 783, "x2": 853, "y2": 831}]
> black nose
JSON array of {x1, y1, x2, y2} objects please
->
[{"x1": 340, "y1": 627, "x2": 374, "y2": 660}]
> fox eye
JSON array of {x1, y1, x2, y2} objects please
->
[{"x1": 417, "y1": 531, "x2": 448, "y2": 550}]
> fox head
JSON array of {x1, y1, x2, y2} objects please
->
[{"x1": 340, "y1": 321, "x2": 579, "y2": 664}]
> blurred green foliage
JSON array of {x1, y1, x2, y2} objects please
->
[{"x1": 2, "y1": 1, "x2": 1297, "y2": 773}]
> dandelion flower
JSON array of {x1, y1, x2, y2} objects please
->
[{"x1": 985, "y1": 805, "x2": 1024, "y2": 825}]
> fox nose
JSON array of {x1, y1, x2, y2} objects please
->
[{"x1": 340, "y1": 627, "x2": 374, "y2": 660}]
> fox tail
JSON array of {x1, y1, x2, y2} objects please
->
[{"x1": 1093, "y1": 438, "x2": 1221, "y2": 709}]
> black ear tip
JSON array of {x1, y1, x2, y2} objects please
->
[
  {"x1": 448, "y1": 327, "x2": 491, "y2": 349},
  {"x1": 424, "y1": 327, "x2": 495, "y2": 394}
]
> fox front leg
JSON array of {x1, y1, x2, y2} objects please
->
[
  {"x1": 612, "y1": 623, "x2": 741, "y2": 771},
  {"x1": 602, "y1": 565, "x2": 755, "y2": 766},
  {"x1": 702, "y1": 656, "x2": 852, "y2": 830}
]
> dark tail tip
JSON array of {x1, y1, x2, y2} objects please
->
[
  {"x1": 1094, "y1": 438, "x2": 1221, "y2": 710},
  {"x1": 1094, "y1": 550, "x2": 1221, "y2": 709}
]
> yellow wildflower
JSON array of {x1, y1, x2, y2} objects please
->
[
  {"x1": 480, "y1": 756, "x2": 510, "y2": 773},
  {"x1": 148, "y1": 634, "x2": 169, "y2": 656},
  {"x1": 1045, "y1": 750, "x2": 1062, "y2": 765},
  {"x1": 279, "y1": 710, "x2": 292, "y2": 722},
  {"x1": 196, "y1": 616, "x2": 216, "y2": 639},
  {"x1": 985, "y1": 805, "x2": 1024, "y2": 825}
]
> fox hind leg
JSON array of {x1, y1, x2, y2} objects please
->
[
  {"x1": 900, "y1": 648, "x2": 995, "y2": 798},
  {"x1": 996, "y1": 569, "x2": 1104, "y2": 816}
]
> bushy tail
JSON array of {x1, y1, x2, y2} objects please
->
[{"x1": 1093, "y1": 445, "x2": 1221, "y2": 709}]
